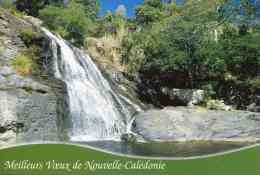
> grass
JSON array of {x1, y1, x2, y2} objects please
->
[
  {"x1": 11, "y1": 54, "x2": 33, "y2": 76},
  {"x1": 19, "y1": 30, "x2": 39, "y2": 46},
  {"x1": 14, "y1": 29, "x2": 42, "y2": 76},
  {"x1": 9, "y1": 8, "x2": 25, "y2": 18}
]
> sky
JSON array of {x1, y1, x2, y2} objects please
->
[
  {"x1": 98, "y1": 0, "x2": 260, "y2": 17},
  {"x1": 99, "y1": 0, "x2": 144, "y2": 17}
]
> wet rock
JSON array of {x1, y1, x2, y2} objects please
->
[
  {"x1": 134, "y1": 107, "x2": 260, "y2": 142},
  {"x1": 0, "y1": 130, "x2": 16, "y2": 146},
  {"x1": 121, "y1": 133, "x2": 137, "y2": 143}
]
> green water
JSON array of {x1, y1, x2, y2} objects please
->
[{"x1": 79, "y1": 141, "x2": 252, "y2": 158}]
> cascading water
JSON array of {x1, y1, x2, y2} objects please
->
[{"x1": 42, "y1": 28, "x2": 137, "y2": 141}]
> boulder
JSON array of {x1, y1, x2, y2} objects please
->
[
  {"x1": 206, "y1": 100, "x2": 232, "y2": 111},
  {"x1": 133, "y1": 107, "x2": 260, "y2": 142},
  {"x1": 247, "y1": 103, "x2": 260, "y2": 112},
  {"x1": 121, "y1": 133, "x2": 137, "y2": 143}
]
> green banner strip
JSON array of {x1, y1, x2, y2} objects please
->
[{"x1": 0, "y1": 144, "x2": 259, "y2": 175}]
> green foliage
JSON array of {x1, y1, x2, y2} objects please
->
[
  {"x1": 225, "y1": 0, "x2": 259, "y2": 24},
  {"x1": 92, "y1": 11, "x2": 128, "y2": 38},
  {"x1": 14, "y1": 0, "x2": 99, "y2": 18},
  {"x1": 40, "y1": 1, "x2": 92, "y2": 46},
  {"x1": 201, "y1": 84, "x2": 216, "y2": 101},
  {"x1": 247, "y1": 77, "x2": 260, "y2": 89},
  {"x1": 11, "y1": 54, "x2": 34, "y2": 75},
  {"x1": 19, "y1": 30, "x2": 39, "y2": 46},
  {"x1": 122, "y1": 34, "x2": 145, "y2": 74},
  {"x1": 220, "y1": 23, "x2": 260, "y2": 78},
  {"x1": 0, "y1": 0, "x2": 14, "y2": 9},
  {"x1": 126, "y1": 1, "x2": 225, "y2": 80},
  {"x1": 121, "y1": 0, "x2": 260, "y2": 103},
  {"x1": 135, "y1": 0, "x2": 164, "y2": 26},
  {"x1": 0, "y1": 0, "x2": 25, "y2": 18},
  {"x1": 11, "y1": 41, "x2": 42, "y2": 76},
  {"x1": 12, "y1": 29, "x2": 42, "y2": 76},
  {"x1": 15, "y1": 0, "x2": 49, "y2": 16},
  {"x1": 75, "y1": 0, "x2": 99, "y2": 19}
]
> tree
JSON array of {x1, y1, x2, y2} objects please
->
[
  {"x1": 40, "y1": 1, "x2": 92, "y2": 46},
  {"x1": 135, "y1": 0, "x2": 164, "y2": 26},
  {"x1": 75, "y1": 0, "x2": 99, "y2": 19},
  {"x1": 14, "y1": 0, "x2": 99, "y2": 18},
  {"x1": 220, "y1": 23, "x2": 260, "y2": 78},
  {"x1": 15, "y1": 0, "x2": 49, "y2": 16},
  {"x1": 217, "y1": 0, "x2": 260, "y2": 26}
]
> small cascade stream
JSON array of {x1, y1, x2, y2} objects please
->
[{"x1": 43, "y1": 28, "x2": 139, "y2": 141}]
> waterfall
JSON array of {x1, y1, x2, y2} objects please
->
[{"x1": 42, "y1": 28, "x2": 136, "y2": 141}]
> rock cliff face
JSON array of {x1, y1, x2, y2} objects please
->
[
  {"x1": 0, "y1": 9, "x2": 68, "y2": 146},
  {"x1": 85, "y1": 37, "x2": 146, "y2": 114}
]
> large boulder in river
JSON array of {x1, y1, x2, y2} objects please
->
[{"x1": 133, "y1": 107, "x2": 260, "y2": 142}]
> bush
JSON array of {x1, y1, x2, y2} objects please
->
[
  {"x1": 248, "y1": 77, "x2": 260, "y2": 89},
  {"x1": 19, "y1": 30, "x2": 39, "y2": 46},
  {"x1": 121, "y1": 34, "x2": 146, "y2": 74},
  {"x1": 11, "y1": 54, "x2": 33, "y2": 75},
  {"x1": 201, "y1": 84, "x2": 216, "y2": 101}
]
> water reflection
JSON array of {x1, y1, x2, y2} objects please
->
[{"x1": 78, "y1": 141, "x2": 252, "y2": 157}]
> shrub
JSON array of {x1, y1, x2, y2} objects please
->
[
  {"x1": 201, "y1": 84, "x2": 216, "y2": 101},
  {"x1": 19, "y1": 30, "x2": 39, "y2": 46},
  {"x1": 248, "y1": 77, "x2": 260, "y2": 89},
  {"x1": 11, "y1": 54, "x2": 33, "y2": 75}
]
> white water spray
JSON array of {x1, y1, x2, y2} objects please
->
[{"x1": 43, "y1": 28, "x2": 139, "y2": 141}]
